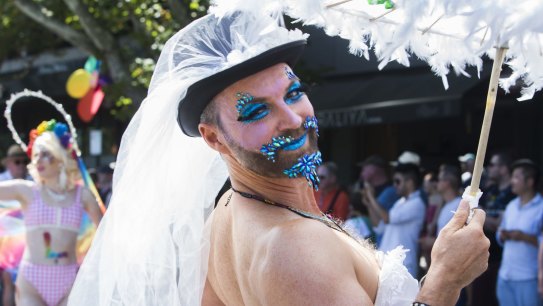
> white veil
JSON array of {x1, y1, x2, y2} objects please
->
[{"x1": 69, "y1": 8, "x2": 307, "y2": 306}]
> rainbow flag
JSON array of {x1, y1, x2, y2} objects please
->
[{"x1": 0, "y1": 201, "x2": 25, "y2": 270}]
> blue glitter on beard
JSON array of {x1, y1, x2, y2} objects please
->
[
  {"x1": 285, "y1": 66, "x2": 297, "y2": 80},
  {"x1": 303, "y1": 116, "x2": 319, "y2": 136},
  {"x1": 260, "y1": 136, "x2": 295, "y2": 163},
  {"x1": 283, "y1": 151, "x2": 323, "y2": 190},
  {"x1": 236, "y1": 92, "x2": 254, "y2": 114},
  {"x1": 260, "y1": 116, "x2": 320, "y2": 163}
]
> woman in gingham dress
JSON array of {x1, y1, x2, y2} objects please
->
[{"x1": 0, "y1": 128, "x2": 102, "y2": 306}]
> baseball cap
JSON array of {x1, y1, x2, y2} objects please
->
[
  {"x1": 390, "y1": 151, "x2": 421, "y2": 166},
  {"x1": 458, "y1": 153, "x2": 475, "y2": 163}
]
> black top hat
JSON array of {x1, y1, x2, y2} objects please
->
[{"x1": 174, "y1": 11, "x2": 307, "y2": 137}]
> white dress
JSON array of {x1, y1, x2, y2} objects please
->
[{"x1": 374, "y1": 247, "x2": 420, "y2": 306}]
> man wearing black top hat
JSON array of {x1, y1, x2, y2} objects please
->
[{"x1": 70, "y1": 7, "x2": 491, "y2": 306}]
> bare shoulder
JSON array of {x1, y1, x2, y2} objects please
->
[{"x1": 252, "y1": 220, "x2": 373, "y2": 305}]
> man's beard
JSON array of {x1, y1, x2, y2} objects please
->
[{"x1": 220, "y1": 125, "x2": 319, "y2": 179}]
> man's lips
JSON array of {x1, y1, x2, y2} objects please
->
[
  {"x1": 282, "y1": 133, "x2": 307, "y2": 151},
  {"x1": 260, "y1": 132, "x2": 310, "y2": 162}
]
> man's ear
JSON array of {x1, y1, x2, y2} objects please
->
[{"x1": 199, "y1": 123, "x2": 232, "y2": 156}]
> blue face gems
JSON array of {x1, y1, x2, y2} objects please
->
[
  {"x1": 285, "y1": 66, "x2": 297, "y2": 80},
  {"x1": 303, "y1": 116, "x2": 319, "y2": 136},
  {"x1": 236, "y1": 92, "x2": 270, "y2": 123},
  {"x1": 260, "y1": 116, "x2": 320, "y2": 163},
  {"x1": 260, "y1": 134, "x2": 309, "y2": 163},
  {"x1": 261, "y1": 136, "x2": 294, "y2": 162},
  {"x1": 283, "y1": 151, "x2": 323, "y2": 190},
  {"x1": 236, "y1": 92, "x2": 254, "y2": 114}
]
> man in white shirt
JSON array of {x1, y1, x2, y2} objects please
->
[
  {"x1": 364, "y1": 163, "x2": 426, "y2": 277},
  {"x1": 498, "y1": 159, "x2": 543, "y2": 306}
]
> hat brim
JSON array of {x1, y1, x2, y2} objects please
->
[{"x1": 177, "y1": 40, "x2": 307, "y2": 137}]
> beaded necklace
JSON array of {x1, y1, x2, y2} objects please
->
[{"x1": 230, "y1": 187, "x2": 357, "y2": 241}]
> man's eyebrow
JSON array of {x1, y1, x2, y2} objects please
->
[
  {"x1": 236, "y1": 79, "x2": 302, "y2": 107},
  {"x1": 285, "y1": 79, "x2": 301, "y2": 92}
]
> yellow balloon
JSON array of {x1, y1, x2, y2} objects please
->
[{"x1": 66, "y1": 69, "x2": 92, "y2": 98}]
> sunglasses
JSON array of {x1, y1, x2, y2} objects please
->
[{"x1": 12, "y1": 159, "x2": 29, "y2": 166}]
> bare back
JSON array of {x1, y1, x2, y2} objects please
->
[{"x1": 204, "y1": 190, "x2": 381, "y2": 306}]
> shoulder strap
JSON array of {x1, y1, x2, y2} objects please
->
[
  {"x1": 326, "y1": 189, "x2": 342, "y2": 214},
  {"x1": 29, "y1": 185, "x2": 42, "y2": 208}
]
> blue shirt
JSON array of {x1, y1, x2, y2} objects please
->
[
  {"x1": 437, "y1": 197, "x2": 461, "y2": 234},
  {"x1": 377, "y1": 185, "x2": 400, "y2": 211},
  {"x1": 497, "y1": 193, "x2": 543, "y2": 281}
]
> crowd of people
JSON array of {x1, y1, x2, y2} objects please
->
[
  {"x1": 317, "y1": 150, "x2": 543, "y2": 306},
  {"x1": 2, "y1": 139, "x2": 538, "y2": 305}
]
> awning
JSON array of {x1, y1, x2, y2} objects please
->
[{"x1": 310, "y1": 63, "x2": 492, "y2": 128}]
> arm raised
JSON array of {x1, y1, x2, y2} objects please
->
[{"x1": 0, "y1": 179, "x2": 33, "y2": 209}]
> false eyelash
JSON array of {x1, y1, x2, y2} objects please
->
[{"x1": 237, "y1": 104, "x2": 269, "y2": 122}]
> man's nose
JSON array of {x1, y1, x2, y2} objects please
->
[{"x1": 275, "y1": 103, "x2": 303, "y2": 132}]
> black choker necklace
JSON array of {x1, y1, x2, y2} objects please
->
[{"x1": 230, "y1": 187, "x2": 356, "y2": 241}]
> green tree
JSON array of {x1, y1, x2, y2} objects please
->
[{"x1": 0, "y1": 0, "x2": 209, "y2": 121}]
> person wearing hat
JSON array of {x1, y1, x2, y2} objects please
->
[
  {"x1": 69, "y1": 7, "x2": 490, "y2": 306},
  {"x1": 458, "y1": 153, "x2": 475, "y2": 188},
  {"x1": 390, "y1": 151, "x2": 421, "y2": 167},
  {"x1": 0, "y1": 145, "x2": 30, "y2": 182}
]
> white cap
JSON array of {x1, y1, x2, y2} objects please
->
[
  {"x1": 390, "y1": 151, "x2": 421, "y2": 166},
  {"x1": 458, "y1": 153, "x2": 475, "y2": 163}
]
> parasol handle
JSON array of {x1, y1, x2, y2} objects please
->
[{"x1": 468, "y1": 47, "x2": 507, "y2": 197}]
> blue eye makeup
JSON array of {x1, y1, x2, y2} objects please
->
[
  {"x1": 236, "y1": 92, "x2": 254, "y2": 113},
  {"x1": 284, "y1": 82, "x2": 307, "y2": 105},
  {"x1": 236, "y1": 93, "x2": 270, "y2": 123},
  {"x1": 285, "y1": 66, "x2": 297, "y2": 80},
  {"x1": 237, "y1": 102, "x2": 270, "y2": 123},
  {"x1": 235, "y1": 82, "x2": 308, "y2": 123}
]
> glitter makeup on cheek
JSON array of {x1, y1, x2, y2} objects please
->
[
  {"x1": 283, "y1": 151, "x2": 323, "y2": 190},
  {"x1": 285, "y1": 66, "x2": 297, "y2": 80}
]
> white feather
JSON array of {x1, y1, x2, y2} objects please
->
[{"x1": 210, "y1": 0, "x2": 543, "y2": 100}]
